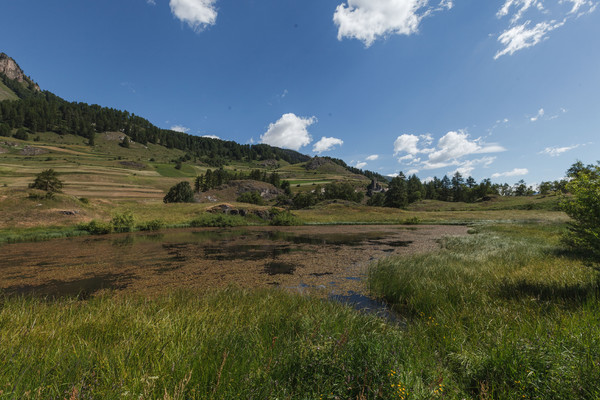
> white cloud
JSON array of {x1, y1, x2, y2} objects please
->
[
  {"x1": 355, "y1": 161, "x2": 368, "y2": 169},
  {"x1": 491, "y1": 168, "x2": 529, "y2": 178},
  {"x1": 425, "y1": 131, "x2": 505, "y2": 167},
  {"x1": 147, "y1": 0, "x2": 156, "y2": 5},
  {"x1": 366, "y1": 154, "x2": 379, "y2": 161},
  {"x1": 171, "y1": 125, "x2": 190, "y2": 133},
  {"x1": 313, "y1": 136, "x2": 344, "y2": 153},
  {"x1": 394, "y1": 134, "x2": 421, "y2": 156},
  {"x1": 406, "y1": 168, "x2": 420, "y2": 175},
  {"x1": 494, "y1": 0, "x2": 596, "y2": 59},
  {"x1": 495, "y1": 20, "x2": 564, "y2": 59},
  {"x1": 539, "y1": 144, "x2": 579, "y2": 156},
  {"x1": 169, "y1": 0, "x2": 218, "y2": 32},
  {"x1": 202, "y1": 134, "x2": 220, "y2": 140},
  {"x1": 333, "y1": 0, "x2": 453, "y2": 47},
  {"x1": 423, "y1": 176, "x2": 434, "y2": 183},
  {"x1": 530, "y1": 107, "x2": 545, "y2": 121},
  {"x1": 260, "y1": 113, "x2": 316, "y2": 151},
  {"x1": 393, "y1": 130, "x2": 504, "y2": 176}
]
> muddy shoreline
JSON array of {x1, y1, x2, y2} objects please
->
[{"x1": 0, "y1": 225, "x2": 468, "y2": 299}]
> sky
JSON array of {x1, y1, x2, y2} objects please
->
[{"x1": 1, "y1": 0, "x2": 599, "y2": 184}]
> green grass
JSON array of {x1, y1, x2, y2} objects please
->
[
  {"x1": 0, "y1": 81, "x2": 18, "y2": 101},
  {"x1": 0, "y1": 289, "x2": 405, "y2": 399},
  {"x1": 368, "y1": 223, "x2": 600, "y2": 399},
  {"x1": 153, "y1": 163, "x2": 198, "y2": 177}
]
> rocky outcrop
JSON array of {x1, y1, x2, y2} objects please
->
[{"x1": 0, "y1": 53, "x2": 41, "y2": 91}]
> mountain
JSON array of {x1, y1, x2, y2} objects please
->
[
  {"x1": 0, "y1": 53, "x2": 384, "y2": 179},
  {"x1": 0, "y1": 53, "x2": 40, "y2": 100}
]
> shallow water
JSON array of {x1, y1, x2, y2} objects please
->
[{"x1": 0, "y1": 225, "x2": 467, "y2": 300}]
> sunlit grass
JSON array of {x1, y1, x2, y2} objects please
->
[
  {"x1": 0, "y1": 289, "x2": 405, "y2": 399},
  {"x1": 368, "y1": 223, "x2": 600, "y2": 399}
]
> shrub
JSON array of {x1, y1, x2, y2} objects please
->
[
  {"x1": 237, "y1": 191, "x2": 264, "y2": 205},
  {"x1": 111, "y1": 212, "x2": 135, "y2": 233},
  {"x1": 270, "y1": 209, "x2": 302, "y2": 226},
  {"x1": 79, "y1": 197, "x2": 90, "y2": 205},
  {"x1": 13, "y1": 128, "x2": 29, "y2": 141},
  {"x1": 29, "y1": 169, "x2": 63, "y2": 193},
  {"x1": 189, "y1": 213, "x2": 248, "y2": 227},
  {"x1": 164, "y1": 181, "x2": 194, "y2": 203},
  {"x1": 561, "y1": 162, "x2": 600, "y2": 260},
  {"x1": 137, "y1": 219, "x2": 164, "y2": 231},
  {"x1": 81, "y1": 220, "x2": 113, "y2": 235}
]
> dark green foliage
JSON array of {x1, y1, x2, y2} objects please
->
[
  {"x1": 81, "y1": 220, "x2": 113, "y2": 235},
  {"x1": 136, "y1": 219, "x2": 164, "y2": 231},
  {"x1": 561, "y1": 161, "x2": 600, "y2": 260},
  {"x1": 120, "y1": 136, "x2": 130, "y2": 148},
  {"x1": 366, "y1": 192, "x2": 385, "y2": 206},
  {"x1": 163, "y1": 181, "x2": 195, "y2": 203},
  {"x1": 0, "y1": 123, "x2": 10, "y2": 136},
  {"x1": 13, "y1": 127, "x2": 29, "y2": 141},
  {"x1": 189, "y1": 213, "x2": 248, "y2": 227},
  {"x1": 384, "y1": 174, "x2": 408, "y2": 208},
  {"x1": 270, "y1": 209, "x2": 302, "y2": 226},
  {"x1": 0, "y1": 79, "x2": 310, "y2": 164},
  {"x1": 29, "y1": 169, "x2": 63, "y2": 192},
  {"x1": 322, "y1": 182, "x2": 364, "y2": 203},
  {"x1": 111, "y1": 212, "x2": 135, "y2": 233},
  {"x1": 196, "y1": 168, "x2": 288, "y2": 192},
  {"x1": 237, "y1": 191, "x2": 264, "y2": 205}
]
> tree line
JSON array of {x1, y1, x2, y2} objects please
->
[
  {"x1": 0, "y1": 73, "x2": 310, "y2": 165},
  {"x1": 194, "y1": 168, "x2": 291, "y2": 195}
]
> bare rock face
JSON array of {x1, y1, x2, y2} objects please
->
[{"x1": 0, "y1": 53, "x2": 41, "y2": 91}]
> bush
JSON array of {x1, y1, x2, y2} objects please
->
[
  {"x1": 137, "y1": 219, "x2": 164, "y2": 231},
  {"x1": 29, "y1": 169, "x2": 63, "y2": 193},
  {"x1": 561, "y1": 162, "x2": 600, "y2": 259},
  {"x1": 270, "y1": 209, "x2": 302, "y2": 226},
  {"x1": 81, "y1": 220, "x2": 113, "y2": 235},
  {"x1": 189, "y1": 213, "x2": 248, "y2": 227},
  {"x1": 237, "y1": 191, "x2": 264, "y2": 205},
  {"x1": 13, "y1": 128, "x2": 29, "y2": 141},
  {"x1": 164, "y1": 181, "x2": 194, "y2": 203},
  {"x1": 111, "y1": 212, "x2": 135, "y2": 233}
]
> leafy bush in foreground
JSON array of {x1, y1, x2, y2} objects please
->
[{"x1": 561, "y1": 161, "x2": 600, "y2": 260}]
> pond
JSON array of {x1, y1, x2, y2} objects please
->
[{"x1": 0, "y1": 225, "x2": 467, "y2": 301}]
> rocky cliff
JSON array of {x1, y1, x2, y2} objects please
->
[{"x1": 0, "y1": 53, "x2": 40, "y2": 91}]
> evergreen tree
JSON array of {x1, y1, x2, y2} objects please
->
[{"x1": 30, "y1": 169, "x2": 63, "y2": 192}]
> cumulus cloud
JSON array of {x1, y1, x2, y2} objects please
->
[
  {"x1": 171, "y1": 125, "x2": 190, "y2": 133},
  {"x1": 539, "y1": 144, "x2": 580, "y2": 156},
  {"x1": 424, "y1": 131, "x2": 505, "y2": 168},
  {"x1": 313, "y1": 137, "x2": 344, "y2": 153},
  {"x1": 495, "y1": 0, "x2": 595, "y2": 59},
  {"x1": 366, "y1": 154, "x2": 379, "y2": 161},
  {"x1": 147, "y1": 0, "x2": 156, "y2": 5},
  {"x1": 491, "y1": 168, "x2": 529, "y2": 178},
  {"x1": 530, "y1": 107, "x2": 545, "y2": 121},
  {"x1": 170, "y1": 0, "x2": 218, "y2": 32},
  {"x1": 393, "y1": 130, "x2": 504, "y2": 176},
  {"x1": 355, "y1": 161, "x2": 368, "y2": 169},
  {"x1": 260, "y1": 113, "x2": 316, "y2": 151},
  {"x1": 202, "y1": 134, "x2": 220, "y2": 139},
  {"x1": 406, "y1": 168, "x2": 420, "y2": 175},
  {"x1": 393, "y1": 134, "x2": 421, "y2": 156},
  {"x1": 333, "y1": 0, "x2": 453, "y2": 47}
]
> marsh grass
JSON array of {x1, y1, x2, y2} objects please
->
[
  {"x1": 0, "y1": 289, "x2": 405, "y2": 399},
  {"x1": 368, "y1": 223, "x2": 600, "y2": 399}
]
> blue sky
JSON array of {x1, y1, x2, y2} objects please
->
[{"x1": 1, "y1": 0, "x2": 599, "y2": 184}]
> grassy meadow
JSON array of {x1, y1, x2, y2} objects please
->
[{"x1": 1, "y1": 222, "x2": 599, "y2": 399}]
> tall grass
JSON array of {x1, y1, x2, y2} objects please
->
[
  {"x1": 0, "y1": 289, "x2": 404, "y2": 399},
  {"x1": 368, "y1": 223, "x2": 600, "y2": 399}
]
